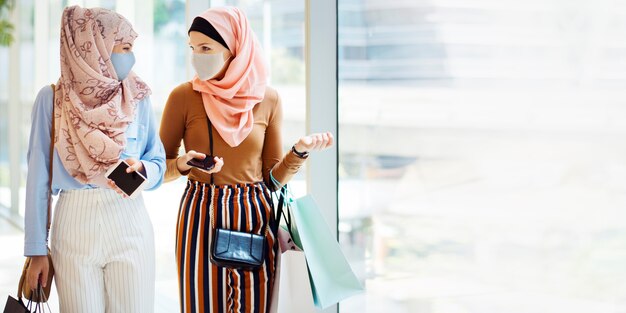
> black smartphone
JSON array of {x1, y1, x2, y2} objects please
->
[
  {"x1": 105, "y1": 160, "x2": 147, "y2": 198},
  {"x1": 187, "y1": 156, "x2": 216, "y2": 171}
]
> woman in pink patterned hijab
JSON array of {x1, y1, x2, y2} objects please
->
[
  {"x1": 23, "y1": 5, "x2": 166, "y2": 312},
  {"x1": 55, "y1": 5, "x2": 151, "y2": 185}
]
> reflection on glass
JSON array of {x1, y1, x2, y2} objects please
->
[
  {"x1": 0, "y1": 44, "x2": 8, "y2": 208},
  {"x1": 150, "y1": 0, "x2": 187, "y2": 114},
  {"x1": 339, "y1": 1, "x2": 626, "y2": 312}
]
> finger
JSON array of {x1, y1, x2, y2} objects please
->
[
  {"x1": 208, "y1": 158, "x2": 224, "y2": 174},
  {"x1": 28, "y1": 272, "x2": 34, "y2": 290},
  {"x1": 319, "y1": 133, "x2": 329, "y2": 149},
  {"x1": 124, "y1": 158, "x2": 138, "y2": 172},
  {"x1": 127, "y1": 161, "x2": 142, "y2": 173},
  {"x1": 41, "y1": 268, "x2": 48, "y2": 288},
  {"x1": 300, "y1": 136, "x2": 312, "y2": 148},
  {"x1": 322, "y1": 132, "x2": 333, "y2": 149},
  {"x1": 193, "y1": 152, "x2": 207, "y2": 159},
  {"x1": 318, "y1": 133, "x2": 328, "y2": 149},
  {"x1": 29, "y1": 270, "x2": 39, "y2": 290},
  {"x1": 327, "y1": 132, "x2": 334, "y2": 147},
  {"x1": 213, "y1": 156, "x2": 223, "y2": 166},
  {"x1": 213, "y1": 163, "x2": 223, "y2": 171},
  {"x1": 186, "y1": 150, "x2": 197, "y2": 161},
  {"x1": 310, "y1": 134, "x2": 322, "y2": 151},
  {"x1": 108, "y1": 180, "x2": 120, "y2": 191},
  {"x1": 307, "y1": 135, "x2": 318, "y2": 150},
  {"x1": 108, "y1": 180, "x2": 124, "y2": 195}
]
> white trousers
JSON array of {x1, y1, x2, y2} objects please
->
[{"x1": 50, "y1": 188, "x2": 155, "y2": 313}]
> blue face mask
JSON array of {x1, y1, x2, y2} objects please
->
[{"x1": 110, "y1": 52, "x2": 136, "y2": 80}]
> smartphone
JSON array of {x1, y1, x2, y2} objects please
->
[
  {"x1": 105, "y1": 160, "x2": 147, "y2": 198},
  {"x1": 187, "y1": 156, "x2": 216, "y2": 171}
]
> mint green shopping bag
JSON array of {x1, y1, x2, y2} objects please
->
[{"x1": 288, "y1": 195, "x2": 363, "y2": 309}]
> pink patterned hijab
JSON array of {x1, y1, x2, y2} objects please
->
[
  {"x1": 191, "y1": 7, "x2": 267, "y2": 147},
  {"x1": 54, "y1": 6, "x2": 150, "y2": 185}
]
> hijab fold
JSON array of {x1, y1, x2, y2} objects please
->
[
  {"x1": 191, "y1": 7, "x2": 267, "y2": 147},
  {"x1": 55, "y1": 5, "x2": 150, "y2": 185}
]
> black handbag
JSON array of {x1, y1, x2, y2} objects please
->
[
  {"x1": 211, "y1": 228, "x2": 266, "y2": 269},
  {"x1": 210, "y1": 191, "x2": 286, "y2": 269},
  {"x1": 204, "y1": 117, "x2": 284, "y2": 270}
]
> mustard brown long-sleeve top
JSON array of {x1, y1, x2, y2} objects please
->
[{"x1": 159, "y1": 82, "x2": 305, "y2": 188}]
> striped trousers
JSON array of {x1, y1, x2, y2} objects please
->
[
  {"x1": 50, "y1": 188, "x2": 155, "y2": 313},
  {"x1": 176, "y1": 180, "x2": 278, "y2": 313}
]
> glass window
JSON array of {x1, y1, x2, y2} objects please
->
[
  {"x1": 339, "y1": 1, "x2": 626, "y2": 312},
  {"x1": 0, "y1": 44, "x2": 8, "y2": 209}
]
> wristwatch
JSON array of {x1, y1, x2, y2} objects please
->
[{"x1": 291, "y1": 145, "x2": 309, "y2": 159}]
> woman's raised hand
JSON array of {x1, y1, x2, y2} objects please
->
[{"x1": 294, "y1": 131, "x2": 334, "y2": 154}]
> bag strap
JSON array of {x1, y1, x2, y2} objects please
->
[
  {"x1": 206, "y1": 116, "x2": 214, "y2": 185},
  {"x1": 270, "y1": 185, "x2": 295, "y2": 239},
  {"x1": 47, "y1": 84, "x2": 55, "y2": 233},
  {"x1": 205, "y1": 115, "x2": 288, "y2": 237},
  {"x1": 17, "y1": 257, "x2": 30, "y2": 299},
  {"x1": 269, "y1": 187, "x2": 283, "y2": 235}
]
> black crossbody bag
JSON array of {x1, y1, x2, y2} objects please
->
[{"x1": 206, "y1": 117, "x2": 285, "y2": 269}]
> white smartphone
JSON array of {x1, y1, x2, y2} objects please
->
[{"x1": 105, "y1": 160, "x2": 147, "y2": 198}]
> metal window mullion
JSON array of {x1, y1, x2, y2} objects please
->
[
  {"x1": 305, "y1": 0, "x2": 339, "y2": 312},
  {"x1": 8, "y1": 0, "x2": 21, "y2": 218}
]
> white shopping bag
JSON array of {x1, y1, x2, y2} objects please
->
[{"x1": 269, "y1": 250, "x2": 315, "y2": 313}]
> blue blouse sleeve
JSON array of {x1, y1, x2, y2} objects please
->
[
  {"x1": 24, "y1": 85, "x2": 54, "y2": 256},
  {"x1": 139, "y1": 96, "x2": 166, "y2": 191}
]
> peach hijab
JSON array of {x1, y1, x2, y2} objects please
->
[
  {"x1": 191, "y1": 7, "x2": 267, "y2": 147},
  {"x1": 55, "y1": 6, "x2": 150, "y2": 185}
]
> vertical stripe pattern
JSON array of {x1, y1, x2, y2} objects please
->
[
  {"x1": 50, "y1": 188, "x2": 155, "y2": 313},
  {"x1": 176, "y1": 180, "x2": 278, "y2": 313}
]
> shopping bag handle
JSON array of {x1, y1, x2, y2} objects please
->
[{"x1": 268, "y1": 172, "x2": 296, "y2": 240}]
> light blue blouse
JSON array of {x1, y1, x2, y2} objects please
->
[{"x1": 24, "y1": 85, "x2": 166, "y2": 256}]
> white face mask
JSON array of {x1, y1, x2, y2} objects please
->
[{"x1": 192, "y1": 53, "x2": 227, "y2": 80}]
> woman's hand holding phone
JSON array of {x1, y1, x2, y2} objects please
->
[
  {"x1": 177, "y1": 150, "x2": 224, "y2": 174},
  {"x1": 107, "y1": 158, "x2": 146, "y2": 198}
]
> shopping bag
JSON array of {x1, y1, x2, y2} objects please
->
[
  {"x1": 289, "y1": 195, "x2": 364, "y2": 309},
  {"x1": 3, "y1": 284, "x2": 52, "y2": 313},
  {"x1": 3, "y1": 296, "x2": 28, "y2": 313},
  {"x1": 277, "y1": 226, "x2": 302, "y2": 253},
  {"x1": 276, "y1": 251, "x2": 316, "y2": 313}
]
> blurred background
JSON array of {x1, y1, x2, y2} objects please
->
[{"x1": 3, "y1": 0, "x2": 626, "y2": 312}]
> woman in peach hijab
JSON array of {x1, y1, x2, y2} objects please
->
[{"x1": 159, "y1": 6, "x2": 332, "y2": 313}]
